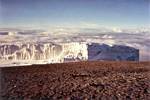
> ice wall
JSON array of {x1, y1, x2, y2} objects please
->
[
  {"x1": 0, "y1": 42, "x2": 139, "y2": 66},
  {"x1": 0, "y1": 42, "x2": 88, "y2": 63}
]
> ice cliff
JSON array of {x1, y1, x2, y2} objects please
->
[
  {"x1": 0, "y1": 42, "x2": 139, "y2": 66},
  {"x1": 0, "y1": 42, "x2": 88, "y2": 63}
]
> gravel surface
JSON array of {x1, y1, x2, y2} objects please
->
[{"x1": 0, "y1": 61, "x2": 150, "y2": 100}]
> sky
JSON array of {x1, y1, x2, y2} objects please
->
[{"x1": 0, "y1": 0, "x2": 149, "y2": 29}]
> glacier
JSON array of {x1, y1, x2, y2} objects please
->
[
  {"x1": 0, "y1": 42, "x2": 88, "y2": 66},
  {"x1": 0, "y1": 42, "x2": 139, "y2": 67}
]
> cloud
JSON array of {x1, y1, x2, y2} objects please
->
[
  {"x1": 112, "y1": 27, "x2": 122, "y2": 33},
  {"x1": 79, "y1": 22, "x2": 101, "y2": 28}
]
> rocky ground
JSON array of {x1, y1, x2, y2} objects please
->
[{"x1": 0, "y1": 61, "x2": 150, "y2": 100}]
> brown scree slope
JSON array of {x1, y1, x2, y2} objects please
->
[{"x1": 0, "y1": 61, "x2": 150, "y2": 100}]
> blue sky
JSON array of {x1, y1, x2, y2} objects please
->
[{"x1": 0, "y1": 0, "x2": 149, "y2": 29}]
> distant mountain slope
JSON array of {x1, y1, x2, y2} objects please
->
[{"x1": 88, "y1": 43, "x2": 139, "y2": 61}]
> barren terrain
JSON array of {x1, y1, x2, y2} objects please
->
[{"x1": 0, "y1": 61, "x2": 150, "y2": 100}]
